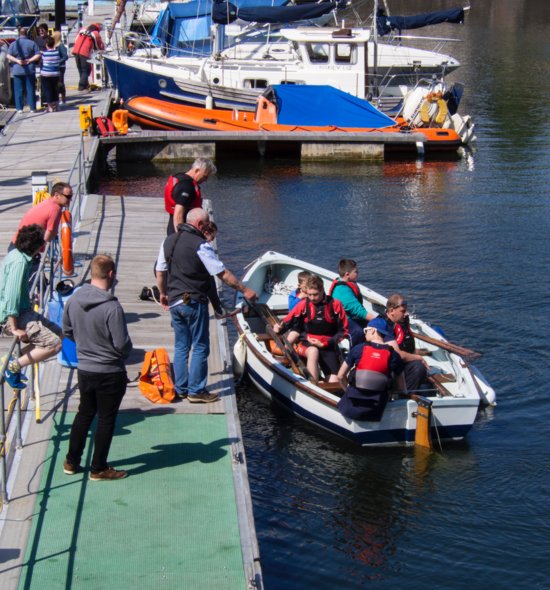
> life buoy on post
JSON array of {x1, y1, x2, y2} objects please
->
[{"x1": 60, "y1": 210, "x2": 74, "y2": 276}]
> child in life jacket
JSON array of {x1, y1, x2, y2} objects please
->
[
  {"x1": 328, "y1": 258, "x2": 377, "y2": 347},
  {"x1": 288, "y1": 270, "x2": 312, "y2": 311},
  {"x1": 274, "y1": 274, "x2": 348, "y2": 383},
  {"x1": 336, "y1": 316, "x2": 404, "y2": 421}
]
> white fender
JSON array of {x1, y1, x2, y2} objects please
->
[{"x1": 232, "y1": 334, "x2": 247, "y2": 379}]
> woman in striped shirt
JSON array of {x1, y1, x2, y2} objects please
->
[{"x1": 40, "y1": 36, "x2": 61, "y2": 112}]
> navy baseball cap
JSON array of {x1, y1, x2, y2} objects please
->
[{"x1": 367, "y1": 317, "x2": 391, "y2": 336}]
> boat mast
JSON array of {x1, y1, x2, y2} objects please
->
[{"x1": 371, "y1": 0, "x2": 378, "y2": 98}]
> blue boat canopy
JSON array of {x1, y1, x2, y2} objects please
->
[
  {"x1": 212, "y1": 0, "x2": 338, "y2": 25},
  {"x1": 150, "y1": 0, "x2": 292, "y2": 56},
  {"x1": 271, "y1": 85, "x2": 396, "y2": 128},
  {"x1": 376, "y1": 7, "x2": 465, "y2": 36}
]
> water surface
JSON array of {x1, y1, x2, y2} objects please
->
[{"x1": 99, "y1": 1, "x2": 550, "y2": 587}]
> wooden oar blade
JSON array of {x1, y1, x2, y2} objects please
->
[{"x1": 412, "y1": 331, "x2": 482, "y2": 361}]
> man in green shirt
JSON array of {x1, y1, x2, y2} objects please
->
[{"x1": 1, "y1": 225, "x2": 61, "y2": 389}]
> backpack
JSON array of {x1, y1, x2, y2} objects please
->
[
  {"x1": 138, "y1": 348, "x2": 175, "y2": 404},
  {"x1": 139, "y1": 285, "x2": 160, "y2": 303}
]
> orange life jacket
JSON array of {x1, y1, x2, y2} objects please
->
[{"x1": 138, "y1": 348, "x2": 175, "y2": 404}]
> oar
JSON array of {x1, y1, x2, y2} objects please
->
[
  {"x1": 411, "y1": 331, "x2": 482, "y2": 362},
  {"x1": 244, "y1": 299, "x2": 315, "y2": 382}
]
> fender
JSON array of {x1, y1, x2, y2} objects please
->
[{"x1": 60, "y1": 209, "x2": 74, "y2": 276}]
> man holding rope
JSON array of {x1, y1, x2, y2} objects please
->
[{"x1": 156, "y1": 208, "x2": 257, "y2": 402}]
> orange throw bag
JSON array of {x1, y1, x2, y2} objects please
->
[{"x1": 138, "y1": 348, "x2": 175, "y2": 404}]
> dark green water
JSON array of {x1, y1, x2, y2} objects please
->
[{"x1": 99, "y1": 1, "x2": 550, "y2": 587}]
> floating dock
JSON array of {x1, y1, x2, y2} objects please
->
[
  {"x1": 0, "y1": 7, "x2": 262, "y2": 589},
  {"x1": 101, "y1": 128, "x2": 443, "y2": 161}
]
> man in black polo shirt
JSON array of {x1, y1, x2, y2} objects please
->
[
  {"x1": 164, "y1": 158, "x2": 217, "y2": 235},
  {"x1": 378, "y1": 293, "x2": 428, "y2": 392},
  {"x1": 156, "y1": 208, "x2": 257, "y2": 402}
]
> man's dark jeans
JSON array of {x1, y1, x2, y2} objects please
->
[{"x1": 67, "y1": 369, "x2": 127, "y2": 473}]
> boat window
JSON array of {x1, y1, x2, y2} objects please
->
[
  {"x1": 306, "y1": 43, "x2": 329, "y2": 64},
  {"x1": 243, "y1": 79, "x2": 269, "y2": 89},
  {"x1": 335, "y1": 43, "x2": 355, "y2": 64}
]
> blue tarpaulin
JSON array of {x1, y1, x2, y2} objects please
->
[
  {"x1": 272, "y1": 85, "x2": 396, "y2": 128},
  {"x1": 212, "y1": 0, "x2": 337, "y2": 25},
  {"x1": 376, "y1": 7, "x2": 465, "y2": 36},
  {"x1": 150, "y1": 0, "x2": 290, "y2": 56}
]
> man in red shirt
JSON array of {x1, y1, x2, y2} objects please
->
[
  {"x1": 71, "y1": 23, "x2": 104, "y2": 91},
  {"x1": 10, "y1": 182, "x2": 73, "y2": 250}
]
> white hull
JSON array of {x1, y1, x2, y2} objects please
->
[
  {"x1": 233, "y1": 251, "x2": 495, "y2": 447},
  {"x1": 105, "y1": 25, "x2": 460, "y2": 107}
]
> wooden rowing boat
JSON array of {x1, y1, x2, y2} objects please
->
[{"x1": 232, "y1": 251, "x2": 495, "y2": 448}]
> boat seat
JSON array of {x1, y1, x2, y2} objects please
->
[
  {"x1": 428, "y1": 373, "x2": 455, "y2": 397},
  {"x1": 317, "y1": 381, "x2": 344, "y2": 396}
]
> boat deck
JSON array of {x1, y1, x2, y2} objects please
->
[{"x1": 0, "y1": 7, "x2": 260, "y2": 589}]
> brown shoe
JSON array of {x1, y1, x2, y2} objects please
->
[
  {"x1": 188, "y1": 391, "x2": 219, "y2": 403},
  {"x1": 63, "y1": 460, "x2": 80, "y2": 475},
  {"x1": 90, "y1": 466, "x2": 128, "y2": 481}
]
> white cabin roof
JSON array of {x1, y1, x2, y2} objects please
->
[{"x1": 279, "y1": 27, "x2": 372, "y2": 44}]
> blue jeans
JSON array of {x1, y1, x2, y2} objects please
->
[
  {"x1": 13, "y1": 74, "x2": 37, "y2": 111},
  {"x1": 170, "y1": 299, "x2": 210, "y2": 395}
]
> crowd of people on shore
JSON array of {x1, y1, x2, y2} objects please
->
[{"x1": 4, "y1": 21, "x2": 104, "y2": 114}]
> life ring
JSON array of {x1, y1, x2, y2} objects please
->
[
  {"x1": 420, "y1": 92, "x2": 448, "y2": 127},
  {"x1": 60, "y1": 210, "x2": 74, "y2": 276}
]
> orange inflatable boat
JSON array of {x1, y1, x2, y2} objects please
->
[{"x1": 124, "y1": 85, "x2": 464, "y2": 152}]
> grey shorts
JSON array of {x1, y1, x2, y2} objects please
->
[{"x1": 3, "y1": 309, "x2": 62, "y2": 350}]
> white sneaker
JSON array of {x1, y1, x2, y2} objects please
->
[{"x1": 17, "y1": 110, "x2": 23, "y2": 114}]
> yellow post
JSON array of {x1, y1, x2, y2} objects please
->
[
  {"x1": 34, "y1": 363, "x2": 41, "y2": 423},
  {"x1": 79, "y1": 105, "x2": 93, "y2": 135}
]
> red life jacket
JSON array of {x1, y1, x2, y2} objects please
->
[
  {"x1": 355, "y1": 344, "x2": 392, "y2": 391},
  {"x1": 328, "y1": 278, "x2": 363, "y2": 304},
  {"x1": 383, "y1": 314, "x2": 415, "y2": 354},
  {"x1": 164, "y1": 174, "x2": 202, "y2": 215},
  {"x1": 72, "y1": 26, "x2": 101, "y2": 57},
  {"x1": 300, "y1": 296, "x2": 339, "y2": 347},
  {"x1": 95, "y1": 116, "x2": 116, "y2": 137}
]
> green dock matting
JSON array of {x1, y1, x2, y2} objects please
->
[{"x1": 19, "y1": 412, "x2": 247, "y2": 590}]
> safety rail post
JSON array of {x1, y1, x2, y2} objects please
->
[
  {"x1": 0, "y1": 338, "x2": 20, "y2": 505},
  {"x1": 15, "y1": 389, "x2": 22, "y2": 449},
  {"x1": 0, "y1": 377, "x2": 8, "y2": 505}
]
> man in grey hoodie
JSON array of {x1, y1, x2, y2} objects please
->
[{"x1": 63, "y1": 254, "x2": 132, "y2": 481}]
